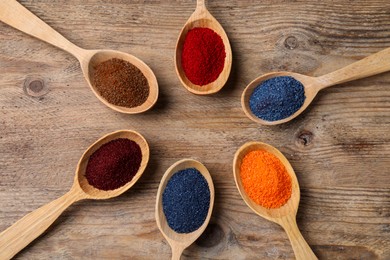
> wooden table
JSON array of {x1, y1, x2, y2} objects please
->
[{"x1": 1, "y1": 1, "x2": 389, "y2": 259}]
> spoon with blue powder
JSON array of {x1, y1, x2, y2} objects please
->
[
  {"x1": 242, "y1": 47, "x2": 390, "y2": 125},
  {"x1": 155, "y1": 159, "x2": 215, "y2": 260}
]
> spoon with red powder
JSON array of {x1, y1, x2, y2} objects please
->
[
  {"x1": 0, "y1": 130, "x2": 149, "y2": 259},
  {"x1": 0, "y1": 0, "x2": 158, "y2": 114},
  {"x1": 233, "y1": 142, "x2": 317, "y2": 260},
  {"x1": 175, "y1": 0, "x2": 232, "y2": 95}
]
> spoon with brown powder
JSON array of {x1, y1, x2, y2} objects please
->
[{"x1": 0, "y1": 0, "x2": 158, "y2": 114}]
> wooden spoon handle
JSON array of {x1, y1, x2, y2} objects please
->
[
  {"x1": 0, "y1": 0, "x2": 83, "y2": 58},
  {"x1": 197, "y1": 0, "x2": 206, "y2": 8},
  {"x1": 318, "y1": 47, "x2": 390, "y2": 89},
  {"x1": 0, "y1": 189, "x2": 83, "y2": 260},
  {"x1": 279, "y1": 215, "x2": 318, "y2": 260},
  {"x1": 171, "y1": 246, "x2": 185, "y2": 260}
]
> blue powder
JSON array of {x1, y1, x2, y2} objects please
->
[
  {"x1": 249, "y1": 76, "x2": 305, "y2": 121},
  {"x1": 162, "y1": 168, "x2": 210, "y2": 233}
]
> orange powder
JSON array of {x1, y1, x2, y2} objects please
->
[{"x1": 240, "y1": 149, "x2": 292, "y2": 209}]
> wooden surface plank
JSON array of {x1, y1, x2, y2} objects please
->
[{"x1": 0, "y1": 0, "x2": 389, "y2": 259}]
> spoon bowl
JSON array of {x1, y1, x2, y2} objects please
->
[
  {"x1": 156, "y1": 159, "x2": 215, "y2": 260},
  {"x1": 241, "y1": 72, "x2": 316, "y2": 125},
  {"x1": 233, "y1": 142, "x2": 300, "y2": 221},
  {"x1": 0, "y1": 130, "x2": 149, "y2": 259},
  {"x1": 75, "y1": 129, "x2": 150, "y2": 199},
  {"x1": 175, "y1": 0, "x2": 232, "y2": 95},
  {"x1": 233, "y1": 142, "x2": 317, "y2": 259},
  {"x1": 81, "y1": 49, "x2": 159, "y2": 114},
  {"x1": 0, "y1": 0, "x2": 158, "y2": 113},
  {"x1": 242, "y1": 46, "x2": 390, "y2": 125}
]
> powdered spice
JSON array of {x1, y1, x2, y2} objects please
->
[
  {"x1": 240, "y1": 149, "x2": 292, "y2": 209},
  {"x1": 85, "y1": 138, "x2": 142, "y2": 190},
  {"x1": 181, "y1": 27, "x2": 226, "y2": 86},
  {"x1": 93, "y1": 58, "x2": 149, "y2": 108},
  {"x1": 249, "y1": 76, "x2": 305, "y2": 121},
  {"x1": 162, "y1": 168, "x2": 210, "y2": 233}
]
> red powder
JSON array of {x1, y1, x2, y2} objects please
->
[
  {"x1": 85, "y1": 138, "x2": 142, "y2": 190},
  {"x1": 181, "y1": 27, "x2": 226, "y2": 86}
]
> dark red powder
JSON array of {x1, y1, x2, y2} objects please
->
[
  {"x1": 181, "y1": 27, "x2": 226, "y2": 86},
  {"x1": 85, "y1": 138, "x2": 142, "y2": 190}
]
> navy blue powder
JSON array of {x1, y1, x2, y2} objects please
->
[
  {"x1": 249, "y1": 76, "x2": 305, "y2": 121},
  {"x1": 162, "y1": 168, "x2": 210, "y2": 233}
]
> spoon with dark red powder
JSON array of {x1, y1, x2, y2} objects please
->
[
  {"x1": 0, "y1": 0, "x2": 158, "y2": 114},
  {"x1": 0, "y1": 130, "x2": 149, "y2": 259}
]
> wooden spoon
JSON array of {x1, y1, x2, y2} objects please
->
[
  {"x1": 0, "y1": 0, "x2": 158, "y2": 114},
  {"x1": 0, "y1": 130, "x2": 150, "y2": 260},
  {"x1": 233, "y1": 142, "x2": 317, "y2": 260},
  {"x1": 155, "y1": 159, "x2": 215, "y2": 260},
  {"x1": 242, "y1": 47, "x2": 390, "y2": 125},
  {"x1": 174, "y1": 0, "x2": 232, "y2": 95}
]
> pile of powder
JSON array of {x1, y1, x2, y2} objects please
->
[
  {"x1": 93, "y1": 58, "x2": 149, "y2": 108},
  {"x1": 181, "y1": 27, "x2": 226, "y2": 86},
  {"x1": 240, "y1": 149, "x2": 292, "y2": 209},
  {"x1": 85, "y1": 138, "x2": 142, "y2": 190},
  {"x1": 162, "y1": 168, "x2": 210, "y2": 233},
  {"x1": 249, "y1": 76, "x2": 305, "y2": 121}
]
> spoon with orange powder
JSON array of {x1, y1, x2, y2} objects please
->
[{"x1": 233, "y1": 142, "x2": 317, "y2": 260}]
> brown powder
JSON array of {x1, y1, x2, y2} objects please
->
[{"x1": 93, "y1": 58, "x2": 149, "y2": 108}]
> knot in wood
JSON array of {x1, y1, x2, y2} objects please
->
[
  {"x1": 23, "y1": 77, "x2": 48, "y2": 97},
  {"x1": 284, "y1": 36, "x2": 299, "y2": 50},
  {"x1": 296, "y1": 130, "x2": 313, "y2": 146}
]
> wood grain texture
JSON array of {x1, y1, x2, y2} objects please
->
[{"x1": 0, "y1": 0, "x2": 389, "y2": 259}]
